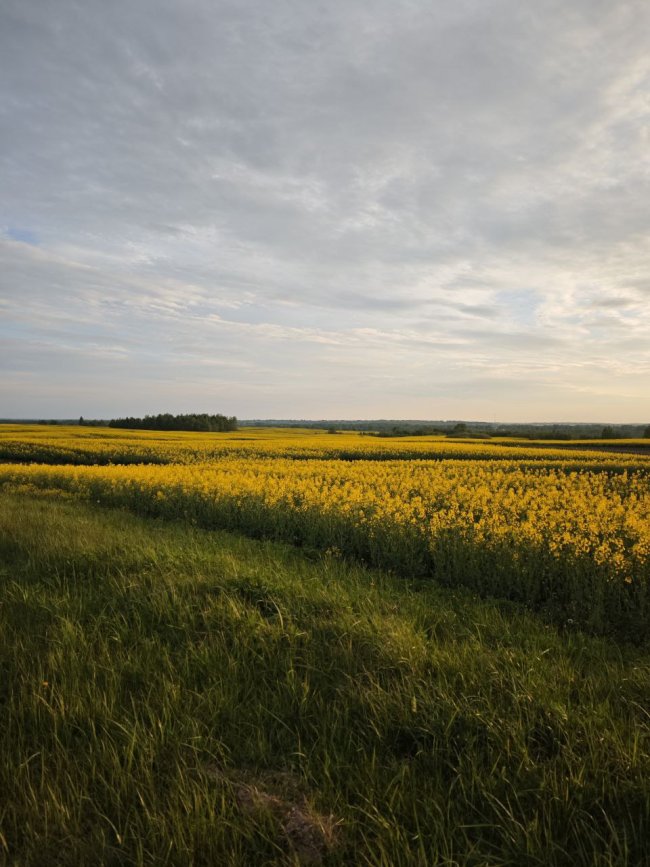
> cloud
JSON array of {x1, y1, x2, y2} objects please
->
[{"x1": 1, "y1": 0, "x2": 649, "y2": 419}]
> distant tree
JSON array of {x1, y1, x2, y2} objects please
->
[
  {"x1": 109, "y1": 412, "x2": 237, "y2": 433},
  {"x1": 644, "y1": 425, "x2": 650, "y2": 439},
  {"x1": 79, "y1": 416, "x2": 85, "y2": 426},
  {"x1": 449, "y1": 422, "x2": 468, "y2": 436},
  {"x1": 601, "y1": 426, "x2": 615, "y2": 439}
]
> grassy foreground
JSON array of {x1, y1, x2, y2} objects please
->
[{"x1": 0, "y1": 493, "x2": 649, "y2": 866}]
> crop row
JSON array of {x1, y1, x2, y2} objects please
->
[
  {"x1": 1, "y1": 458, "x2": 648, "y2": 640},
  {"x1": 2, "y1": 425, "x2": 650, "y2": 469}
]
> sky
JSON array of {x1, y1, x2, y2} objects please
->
[{"x1": 1, "y1": 0, "x2": 649, "y2": 422}]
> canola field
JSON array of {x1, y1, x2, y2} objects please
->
[
  {"x1": 2, "y1": 423, "x2": 650, "y2": 466},
  {"x1": 1, "y1": 425, "x2": 649, "y2": 640}
]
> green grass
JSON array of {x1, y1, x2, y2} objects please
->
[{"x1": 0, "y1": 492, "x2": 649, "y2": 866}]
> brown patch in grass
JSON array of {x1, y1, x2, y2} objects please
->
[{"x1": 204, "y1": 764, "x2": 341, "y2": 865}]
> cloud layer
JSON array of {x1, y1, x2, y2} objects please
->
[{"x1": 1, "y1": 0, "x2": 649, "y2": 420}]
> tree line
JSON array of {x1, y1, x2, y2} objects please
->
[
  {"x1": 241, "y1": 419, "x2": 650, "y2": 439},
  {"x1": 105, "y1": 413, "x2": 237, "y2": 432}
]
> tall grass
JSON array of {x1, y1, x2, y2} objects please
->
[
  {"x1": 1, "y1": 492, "x2": 649, "y2": 865},
  {"x1": 1, "y1": 455, "x2": 648, "y2": 641}
]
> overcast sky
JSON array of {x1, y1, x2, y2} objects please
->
[{"x1": 1, "y1": 0, "x2": 649, "y2": 421}]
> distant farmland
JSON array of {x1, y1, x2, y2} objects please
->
[{"x1": 1, "y1": 424, "x2": 649, "y2": 865}]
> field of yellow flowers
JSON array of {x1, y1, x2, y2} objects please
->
[
  {"x1": 1, "y1": 425, "x2": 649, "y2": 639},
  {"x1": 2, "y1": 423, "x2": 649, "y2": 467}
]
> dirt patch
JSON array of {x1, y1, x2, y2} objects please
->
[{"x1": 204, "y1": 765, "x2": 341, "y2": 864}]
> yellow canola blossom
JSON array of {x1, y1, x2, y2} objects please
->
[
  {"x1": 2, "y1": 424, "x2": 650, "y2": 468},
  {"x1": 1, "y1": 456, "x2": 648, "y2": 637},
  {"x1": 2, "y1": 425, "x2": 649, "y2": 637}
]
